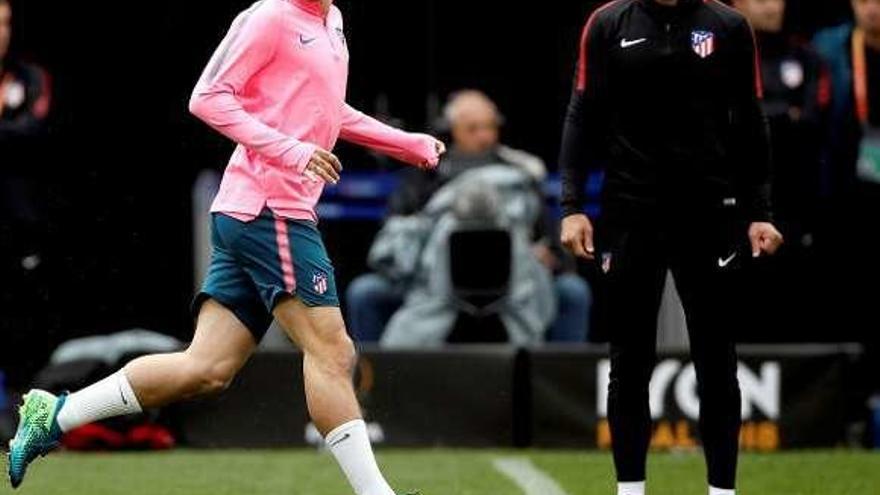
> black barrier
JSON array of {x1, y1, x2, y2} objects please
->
[
  {"x1": 357, "y1": 347, "x2": 518, "y2": 447},
  {"x1": 168, "y1": 344, "x2": 860, "y2": 449},
  {"x1": 529, "y1": 344, "x2": 860, "y2": 450},
  {"x1": 170, "y1": 347, "x2": 518, "y2": 448}
]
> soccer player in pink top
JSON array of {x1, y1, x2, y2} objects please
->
[{"x1": 8, "y1": 1, "x2": 444, "y2": 493}]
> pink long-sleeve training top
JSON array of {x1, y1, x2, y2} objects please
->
[{"x1": 189, "y1": 0, "x2": 439, "y2": 222}]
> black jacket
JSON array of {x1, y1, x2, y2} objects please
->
[{"x1": 559, "y1": 0, "x2": 772, "y2": 222}]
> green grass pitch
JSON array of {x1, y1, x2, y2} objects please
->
[{"x1": 6, "y1": 449, "x2": 879, "y2": 494}]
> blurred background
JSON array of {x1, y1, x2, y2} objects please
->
[{"x1": 2, "y1": 0, "x2": 878, "y2": 457}]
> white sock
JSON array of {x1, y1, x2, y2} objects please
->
[
  {"x1": 709, "y1": 487, "x2": 735, "y2": 495},
  {"x1": 325, "y1": 419, "x2": 394, "y2": 495},
  {"x1": 618, "y1": 481, "x2": 646, "y2": 495},
  {"x1": 55, "y1": 370, "x2": 143, "y2": 432}
]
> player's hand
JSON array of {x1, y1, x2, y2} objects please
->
[
  {"x1": 561, "y1": 214, "x2": 595, "y2": 260},
  {"x1": 748, "y1": 222, "x2": 784, "y2": 257},
  {"x1": 420, "y1": 137, "x2": 446, "y2": 170},
  {"x1": 304, "y1": 148, "x2": 343, "y2": 185}
]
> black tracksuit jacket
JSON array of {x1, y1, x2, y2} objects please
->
[{"x1": 559, "y1": 0, "x2": 773, "y2": 223}]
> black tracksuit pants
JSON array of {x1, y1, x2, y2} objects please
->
[{"x1": 598, "y1": 202, "x2": 748, "y2": 489}]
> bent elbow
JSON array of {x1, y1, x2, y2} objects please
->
[{"x1": 188, "y1": 91, "x2": 211, "y2": 121}]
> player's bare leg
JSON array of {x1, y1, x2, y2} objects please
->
[
  {"x1": 7, "y1": 300, "x2": 256, "y2": 488},
  {"x1": 274, "y1": 297, "x2": 397, "y2": 495}
]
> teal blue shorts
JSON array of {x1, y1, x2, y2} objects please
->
[{"x1": 193, "y1": 209, "x2": 339, "y2": 340}]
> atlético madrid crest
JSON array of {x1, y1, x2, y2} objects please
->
[
  {"x1": 691, "y1": 30, "x2": 715, "y2": 59},
  {"x1": 313, "y1": 272, "x2": 329, "y2": 295}
]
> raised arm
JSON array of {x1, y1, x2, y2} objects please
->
[{"x1": 188, "y1": 4, "x2": 316, "y2": 173}]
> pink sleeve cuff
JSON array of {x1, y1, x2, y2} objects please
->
[
  {"x1": 406, "y1": 133, "x2": 440, "y2": 169},
  {"x1": 284, "y1": 142, "x2": 318, "y2": 173}
]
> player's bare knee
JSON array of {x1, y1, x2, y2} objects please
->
[
  {"x1": 181, "y1": 355, "x2": 236, "y2": 396},
  {"x1": 330, "y1": 333, "x2": 357, "y2": 376},
  {"x1": 201, "y1": 365, "x2": 235, "y2": 395},
  {"x1": 312, "y1": 328, "x2": 357, "y2": 377}
]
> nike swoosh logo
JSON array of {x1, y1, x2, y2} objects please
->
[
  {"x1": 300, "y1": 35, "x2": 317, "y2": 46},
  {"x1": 718, "y1": 252, "x2": 738, "y2": 268},
  {"x1": 330, "y1": 433, "x2": 351, "y2": 448},
  {"x1": 119, "y1": 384, "x2": 129, "y2": 406},
  {"x1": 620, "y1": 38, "x2": 647, "y2": 48}
]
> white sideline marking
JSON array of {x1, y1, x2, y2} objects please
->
[{"x1": 492, "y1": 457, "x2": 571, "y2": 495}]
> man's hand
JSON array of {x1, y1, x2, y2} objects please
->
[
  {"x1": 561, "y1": 214, "x2": 595, "y2": 260},
  {"x1": 304, "y1": 148, "x2": 343, "y2": 185},
  {"x1": 748, "y1": 222, "x2": 784, "y2": 257}
]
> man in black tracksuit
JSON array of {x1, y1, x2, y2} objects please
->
[{"x1": 559, "y1": 1, "x2": 784, "y2": 494}]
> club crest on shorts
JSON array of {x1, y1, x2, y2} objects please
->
[
  {"x1": 691, "y1": 30, "x2": 715, "y2": 59},
  {"x1": 313, "y1": 271, "x2": 329, "y2": 295}
]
